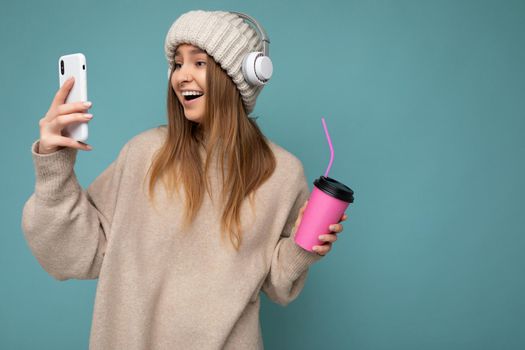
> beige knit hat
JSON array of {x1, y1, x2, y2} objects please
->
[{"x1": 164, "y1": 10, "x2": 265, "y2": 115}]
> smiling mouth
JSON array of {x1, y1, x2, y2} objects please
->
[{"x1": 183, "y1": 94, "x2": 204, "y2": 102}]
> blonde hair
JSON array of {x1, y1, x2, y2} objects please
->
[{"x1": 144, "y1": 53, "x2": 276, "y2": 251}]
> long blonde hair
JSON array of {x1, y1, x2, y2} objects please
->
[{"x1": 145, "y1": 53, "x2": 276, "y2": 251}]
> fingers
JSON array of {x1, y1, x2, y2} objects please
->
[
  {"x1": 313, "y1": 224, "x2": 342, "y2": 255},
  {"x1": 39, "y1": 78, "x2": 94, "y2": 153},
  {"x1": 38, "y1": 134, "x2": 92, "y2": 153},
  {"x1": 54, "y1": 135, "x2": 92, "y2": 151},
  {"x1": 38, "y1": 112, "x2": 93, "y2": 153},
  {"x1": 318, "y1": 233, "x2": 337, "y2": 243},
  {"x1": 312, "y1": 225, "x2": 342, "y2": 255},
  {"x1": 54, "y1": 100, "x2": 92, "y2": 119},
  {"x1": 311, "y1": 210, "x2": 348, "y2": 256},
  {"x1": 47, "y1": 77, "x2": 92, "y2": 122},
  {"x1": 329, "y1": 223, "x2": 344, "y2": 233},
  {"x1": 313, "y1": 242, "x2": 332, "y2": 256},
  {"x1": 51, "y1": 112, "x2": 93, "y2": 130},
  {"x1": 50, "y1": 77, "x2": 75, "y2": 111}
]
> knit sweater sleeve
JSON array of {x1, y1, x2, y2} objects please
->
[
  {"x1": 261, "y1": 160, "x2": 324, "y2": 306},
  {"x1": 21, "y1": 139, "x2": 130, "y2": 281}
]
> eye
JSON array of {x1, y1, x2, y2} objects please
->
[{"x1": 173, "y1": 61, "x2": 205, "y2": 70}]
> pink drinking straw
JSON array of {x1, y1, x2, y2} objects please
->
[{"x1": 321, "y1": 117, "x2": 334, "y2": 177}]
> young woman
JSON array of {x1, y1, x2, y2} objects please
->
[{"x1": 22, "y1": 10, "x2": 348, "y2": 349}]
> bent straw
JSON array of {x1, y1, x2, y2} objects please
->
[{"x1": 321, "y1": 117, "x2": 334, "y2": 177}]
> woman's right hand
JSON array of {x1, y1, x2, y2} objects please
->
[{"x1": 38, "y1": 77, "x2": 94, "y2": 154}]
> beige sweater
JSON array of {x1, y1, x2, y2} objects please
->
[{"x1": 21, "y1": 125, "x2": 323, "y2": 349}]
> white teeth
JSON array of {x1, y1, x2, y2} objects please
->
[{"x1": 181, "y1": 91, "x2": 203, "y2": 96}]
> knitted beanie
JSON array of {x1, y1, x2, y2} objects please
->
[{"x1": 164, "y1": 10, "x2": 265, "y2": 115}]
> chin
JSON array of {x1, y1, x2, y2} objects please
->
[{"x1": 184, "y1": 113, "x2": 203, "y2": 123}]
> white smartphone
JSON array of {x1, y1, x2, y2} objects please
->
[{"x1": 58, "y1": 53, "x2": 89, "y2": 142}]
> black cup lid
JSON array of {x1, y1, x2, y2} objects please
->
[{"x1": 313, "y1": 176, "x2": 354, "y2": 203}]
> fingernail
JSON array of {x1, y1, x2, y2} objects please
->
[
  {"x1": 329, "y1": 225, "x2": 335, "y2": 231},
  {"x1": 84, "y1": 113, "x2": 93, "y2": 118},
  {"x1": 84, "y1": 101, "x2": 92, "y2": 107},
  {"x1": 318, "y1": 235, "x2": 324, "y2": 240}
]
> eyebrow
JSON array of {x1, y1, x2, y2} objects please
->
[{"x1": 174, "y1": 48, "x2": 206, "y2": 57}]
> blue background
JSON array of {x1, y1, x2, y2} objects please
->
[{"x1": 2, "y1": 0, "x2": 524, "y2": 349}]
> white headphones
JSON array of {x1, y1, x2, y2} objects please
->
[{"x1": 229, "y1": 11, "x2": 273, "y2": 86}]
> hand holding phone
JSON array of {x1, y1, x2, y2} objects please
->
[
  {"x1": 38, "y1": 77, "x2": 93, "y2": 154},
  {"x1": 37, "y1": 53, "x2": 92, "y2": 154}
]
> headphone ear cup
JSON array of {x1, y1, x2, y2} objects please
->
[
  {"x1": 255, "y1": 55, "x2": 273, "y2": 82},
  {"x1": 242, "y1": 52, "x2": 273, "y2": 86}
]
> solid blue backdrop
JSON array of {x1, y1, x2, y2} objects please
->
[{"x1": 1, "y1": 0, "x2": 524, "y2": 349}]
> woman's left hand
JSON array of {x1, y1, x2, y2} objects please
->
[{"x1": 312, "y1": 213, "x2": 348, "y2": 256}]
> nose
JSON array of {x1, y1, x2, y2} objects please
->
[{"x1": 174, "y1": 65, "x2": 193, "y2": 86}]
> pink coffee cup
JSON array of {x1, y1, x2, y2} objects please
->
[{"x1": 294, "y1": 176, "x2": 354, "y2": 252}]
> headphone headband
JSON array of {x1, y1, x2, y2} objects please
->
[{"x1": 229, "y1": 11, "x2": 270, "y2": 57}]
